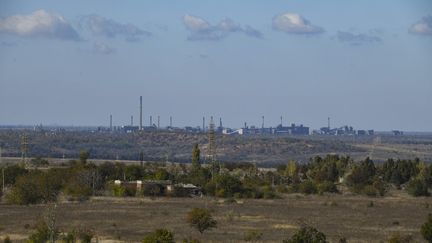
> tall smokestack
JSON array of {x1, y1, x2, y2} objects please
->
[
  {"x1": 131, "y1": 116, "x2": 133, "y2": 126},
  {"x1": 219, "y1": 117, "x2": 222, "y2": 128},
  {"x1": 202, "y1": 117, "x2": 205, "y2": 133},
  {"x1": 157, "y1": 116, "x2": 160, "y2": 129},
  {"x1": 150, "y1": 116, "x2": 153, "y2": 127},
  {"x1": 170, "y1": 116, "x2": 172, "y2": 127},
  {"x1": 110, "y1": 114, "x2": 113, "y2": 131},
  {"x1": 140, "y1": 96, "x2": 143, "y2": 130}
]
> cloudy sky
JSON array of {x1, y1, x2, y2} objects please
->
[{"x1": 0, "y1": 0, "x2": 431, "y2": 131}]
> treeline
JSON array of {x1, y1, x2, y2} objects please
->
[{"x1": 1, "y1": 145, "x2": 431, "y2": 205}]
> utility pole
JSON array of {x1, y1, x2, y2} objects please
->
[
  {"x1": 1, "y1": 146, "x2": 4, "y2": 194},
  {"x1": 47, "y1": 203, "x2": 57, "y2": 243}
]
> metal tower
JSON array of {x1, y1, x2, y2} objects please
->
[
  {"x1": 208, "y1": 116, "x2": 219, "y2": 176},
  {"x1": 21, "y1": 133, "x2": 28, "y2": 164}
]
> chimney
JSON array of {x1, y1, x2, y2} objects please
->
[
  {"x1": 202, "y1": 116, "x2": 205, "y2": 132},
  {"x1": 110, "y1": 114, "x2": 113, "y2": 131},
  {"x1": 140, "y1": 96, "x2": 143, "y2": 130}
]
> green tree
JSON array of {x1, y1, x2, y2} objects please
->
[
  {"x1": 3, "y1": 236, "x2": 12, "y2": 243},
  {"x1": 186, "y1": 208, "x2": 217, "y2": 234},
  {"x1": 283, "y1": 225, "x2": 328, "y2": 243},
  {"x1": 407, "y1": 179, "x2": 429, "y2": 197},
  {"x1": 192, "y1": 144, "x2": 201, "y2": 170},
  {"x1": 421, "y1": 214, "x2": 432, "y2": 243},
  {"x1": 79, "y1": 150, "x2": 90, "y2": 165},
  {"x1": 27, "y1": 220, "x2": 51, "y2": 243},
  {"x1": 142, "y1": 229, "x2": 175, "y2": 243}
]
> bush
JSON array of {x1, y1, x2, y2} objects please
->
[
  {"x1": 407, "y1": 179, "x2": 429, "y2": 197},
  {"x1": 112, "y1": 184, "x2": 126, "y2": 197},
  {"x1": 317, "y1": 181, "x2": 338, "y2": 194},
  {"x1": 6, "y1": 171, "x2": 61, "y2": 205},
  {"x1": 363, "y1": 185, "x2": 379, "y2": 197},
  {"x1": 142, "y1": 184, "x2": 163, "y2": 197},
  {"x1": 142, "y1": 229, "x2": 175, "y2": 243},
  {"x1": 78, "y1": 228, "x2": 94, "y2": 243},
  {"x1": 61, "y1": 231, "x2": 76, "y2": 243},
  {"x1": 283, "y1": 225, "x2": 328, "y2": 243},
  {"x1": 181, "y1": 238, "x2": 201, "y2": 243},
  {"x1": 243, "y1": 229, "x2": 263, "y2": 242},
  {"x1": 3, "y1": 236, "x2": 11, "y2": 243},
  {"x1": 186, "y1": 208, "x2": 217, "y2": 234},
  {"x1": 299, "y1": 180, "x2": 317, "y2": 195},
  {"x1": 387, "y1": 233, "x2": 413, "y2": 243},
  {"x1": 421, "y1": 214, "x2": 432, "y2": 242},
  {"x1": 27, "y1": 220, "x2": 54, "y2": 243}
]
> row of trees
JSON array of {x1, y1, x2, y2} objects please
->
[{"x1": 1, "y1": 145, "x2": 431, "y2": 204}]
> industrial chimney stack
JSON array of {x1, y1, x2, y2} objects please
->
[{"x1": 140, "y1": 96, "x2": 143, "y2": 130}]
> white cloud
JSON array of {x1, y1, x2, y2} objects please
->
[
  {"x1": 81, "y1": 15, "x2": 151, "y2": 41},
  {"x1": 182, "y1": 14, "x2": 263, "y2": 41},
  {"x1": 183, "y1": 14, "x2": 211, "y2": 32},
  {"x1": 409, "y1": 15, "x2": 432, "y2": 36},
  {"x1": 0, "y1": 10, "x2": 80, "y2": 40},
  {"x1": 272, "y1": 13, "x2": 324, "y2": 34},
  {"x1": 92, "y1": 42, "x2": 115, "y2": 55}
]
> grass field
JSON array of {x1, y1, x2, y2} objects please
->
[{"x1": 1, "y1": 190, "x2": 431, "y2": 243}]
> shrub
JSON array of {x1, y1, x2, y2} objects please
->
[
  {"x1": 243, "y1": 229, "x2": 263, "y2": 242},
  {"x1": 61, "y1": 231, "x2": 76, "y2": 243},
  {"x1": 27, "y1": 220, "x2": 50, "y2": 243},
  {"x1": 407, "y1": 179, "x2": 429, "y2": 197},
  {"x1": 421, "y1": 214, "x2": 432, "y2": 242},
  {"x1": 186, "y1": 208, "x2": 217, "y2": 234},
  {"x1": 142, "y1": 184, "x2": 163, "y2": 197},
  {"x1": 317, "y1": 181, "x2": 338, "y2": 194},
  {"x1": 283, "y1": 225, "x2": 328, "y2": 243},
  {"x1": 5, "y1": 171, "x2": 61, "y2": 205},
  {"x1": 78, "y1": 228, "x2": 94, "y2": 243},
  {"x1": 3, "y1": 236, "x2": 12, "y2": 243},
  {"x1": 142, "y1": 229, "x2": 174, "y2": 243},
  {"x1": 388, "y1": 233, "x2": 413, "y2": 243},
  {"x1": 363, "y1": 185, "x2": 379, "y2": 197},
  {"x1": 299, "y1": 180, "x2": 317, "y2": 195},
  {"x1": 112, "y1": 184, "x2": 126, "y2": 197},
  {"x1": 181, "y1": 238, "x2": 201, "y2": 243}
]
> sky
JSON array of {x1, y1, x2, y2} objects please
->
[{"x1": 0, "y1": 0, "x2": 431, "y2": 131}]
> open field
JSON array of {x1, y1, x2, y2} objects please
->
[
  {"x1": 2, "y1": 130, "x2": 432, "y2": 165},
  {"x1": 1, "y1": 190, "x2": 431, "y2": 243}
]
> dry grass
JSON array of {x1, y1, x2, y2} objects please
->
[{"x1": 0, "y1": 190, "x2": 431, "y2": 243}]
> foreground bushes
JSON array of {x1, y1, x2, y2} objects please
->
[{"x1": 283, "y1": 225, "x2": 328, "y2": 243}]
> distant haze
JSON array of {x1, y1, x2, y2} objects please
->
[{"x1": 0, "y1": 0, "x2": 431, "y2": 131}]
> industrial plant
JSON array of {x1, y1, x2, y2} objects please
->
[{"x1": 96, "y1": 96, "x2": 376, "y2": 137}]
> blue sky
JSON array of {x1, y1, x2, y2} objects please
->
[{"x1": 0, "y1": 0, "x2": 431, "y2": 131}]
